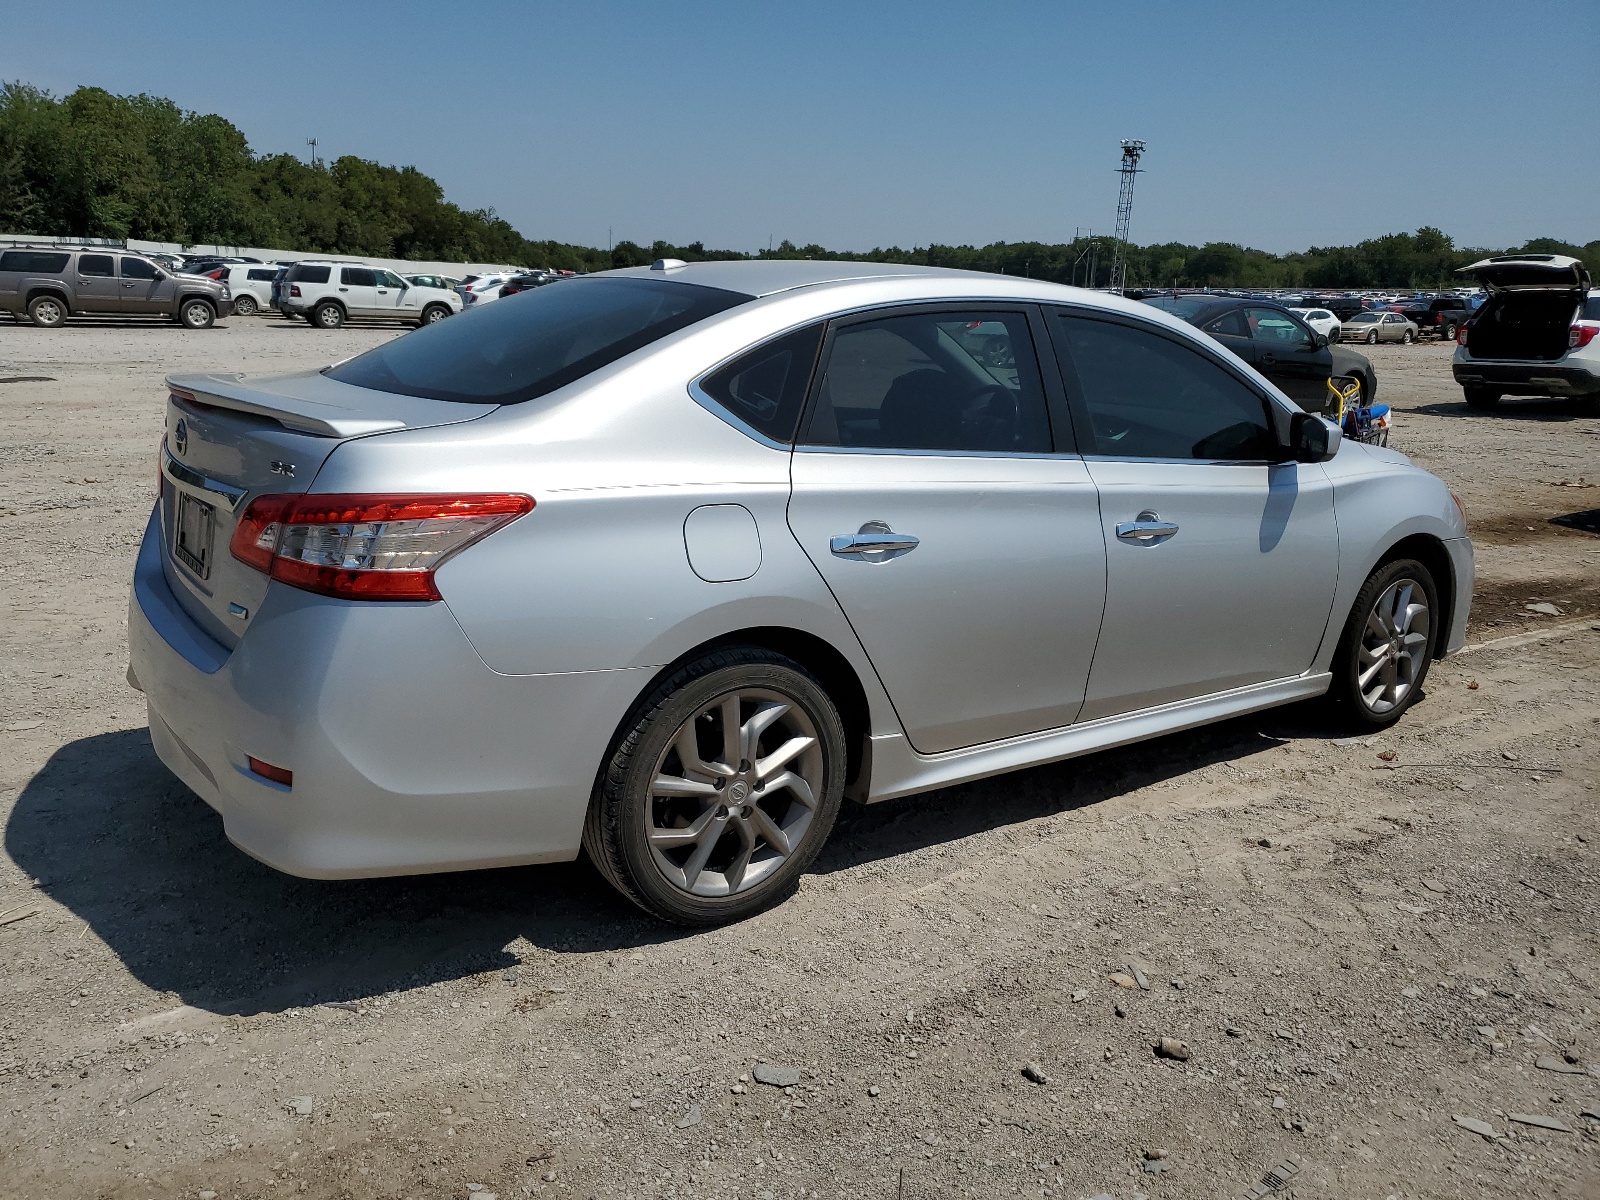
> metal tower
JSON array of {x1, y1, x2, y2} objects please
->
[{"x1": 1108, "y1": 139, "x2": 1145, "y2": 293}]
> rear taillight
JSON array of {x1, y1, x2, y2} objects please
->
[
  {"x1": 207, "y1": 269, "x2": 224, "y2": 280},
  {"x1": 1456, "y1": 324, "x2": 1468, "y2": 347},
  {"x1": 229, "y1": 493, "x2": 533, "y2": 601},
  {"x1": 289, "y1": 284, "x2": 301, "y2": 297},
  {"x1": 1570, "y1": 324, "x2": 1599, "y2": 350}
]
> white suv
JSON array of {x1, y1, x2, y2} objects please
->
[
  {"x1": 277, "y1": 261, "x2": 463, "y2": 328},
  {"x1": 218, "y1": 264, "x2": 282, "y2": 315},
  {"x1": 1453, "y1": 255, "x2": 1600, "y2": 409}
]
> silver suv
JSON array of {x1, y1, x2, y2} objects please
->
[{"x1": 0, "y1": 246, "x2": 232, "y2": 328}]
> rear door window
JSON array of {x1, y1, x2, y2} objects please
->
[
  {"x1": 247, "y1": 268, "x2": 276, "y2": 281},
  {"x1": 120, "y1": 258, "x2": 158, "y2": 280},
  {"x1": 698, "y1": 324, "x2": 823, "y2": 444},
  {"x1": 326, "y1": 277, "x2": 750, "y2": 404},
  {"x1": 78, "y1": 254, "x2": 115, "y2": 277},
  {"x1": 801, "y1": 310, "x2": 1051, "y2": 454},
  {"x1": 1052, "y1": 315, "x2": 1277, "y2": 461},
  {"x1": 340, "y1": 267, "x2": 377, "y2": 287},
  {"x1": 0, "y1": 251, "x2": 70, "y2": 273}
]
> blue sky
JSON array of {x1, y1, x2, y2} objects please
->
[{"x1": 4, "y1": 1, "x2": 1596, "y2": 254}]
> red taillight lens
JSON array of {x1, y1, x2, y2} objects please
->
[
  {"x1": 1570, "y1": 324, "x2": 1599, "y2": 350},
  {"x1": 1456, "y1": 324, "x2": 1469, "y2": 346},
  {"x1": 247, "y1": 757, "x2": 293, "y2": 787},
  {"x1": 289, "y1": 283, "x2": 301, "y2": 297},
  {"x1": 229, "y1": 493, "x2": 534, "y2": 601},
  {"x1": 208, "y1": 269, "x2": 225, "y2": 280}
]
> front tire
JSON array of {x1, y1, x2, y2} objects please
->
[
  {"x1": 1327, "y1": 558, "x2": 1438, "y2": 730},
  {"x1": 178, "y1": 299, "x2": 215, "y2": 329},
  {"x1": 1464, "y1": 386, "x2": 1501, "y2": 409},
  {"x1": 312, "y1": 301, "x2": 345, "y2": 329},
  {"x1": 1365, "y1": 330, "x2": 1378, "y2": 345},
  {"x1": 583, "y1": 646, "x2": 847, "y2": 925},
  {"x1": 27, "y1": 295, "x2": 67, "y2": 327}
]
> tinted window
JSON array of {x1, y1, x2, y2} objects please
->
[
  {"x1": 1143, "y1": 296, "x2": 1213, "y2": 321},
  {"x1": 699, "y1": 324, "x2": 823, "y2": 444},
  {"x1": 1584, "y1": 295, "x2": 1600, "y2": 321},
  {"x1": 78, "y1": 254, "x2": 115, "y2": 277},
  {"x1": 120, "y1": 257, "x2": 158, "y2": 280},
  {"x1": 1203, "y1": 310, "x2": 1250, "y2": 337},
  {"x1": 1247, "y1": 307, "x2": 1313, "y2": 347},
  {"x1": 341, "y1": 266, "x2": 377, "y2": 287},
  {"x1": 286, "y1": 263, "x2": 331, "y2": 284},
  {"x1": 0, "y1": 251, "x2": 70, "y2": 273},
  {"x1": 1055, "y1": 316, "x2": 1276, "y2": 461},
  {"x1": 247, "y1": 268, "x2": 276, "y2": 281},
  {"x1": 328, "y1": 277, "x2": 750, "y2": 405},
  {"x1": 802, "y1": 311, "x2": 1050, "y2": 454}
]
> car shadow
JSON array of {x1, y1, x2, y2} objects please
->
[
  {"x1": 1413, "y1": 397, "x2": 1595, "y2": 421},
  {"x1": 7, "y1": 707, "x2": 1317, "y2": 1016}
]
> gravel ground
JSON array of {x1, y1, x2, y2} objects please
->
[{"x1": 1, "y1": 318, "x2": 1598, "y2": 1200}]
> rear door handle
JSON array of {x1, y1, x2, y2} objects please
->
[
  {"x1": 1115, "y1": 511, "x2": 1179, "y2": 543},
  {"x1": 831, "y1": 522, "x2": 919, "y2": 559}
]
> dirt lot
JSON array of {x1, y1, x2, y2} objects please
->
[{"x1": 1, "y1": 319, "x2": 1598, "y2": 1200}]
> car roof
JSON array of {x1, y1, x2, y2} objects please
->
[{"x1": 604, "y1": 259, "x2": 980, "y2": 298}]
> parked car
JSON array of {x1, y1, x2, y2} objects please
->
[
  {"x1": 1289, "y1": 306, "x2": 1342, "y2": 343},
  {"x1": 1401, "y1": 295, "x2": 1473, "y2": 340},
  {"x1": 1452, "y1": 254, "x2": 1600, "y2": 409},
  {"x1": 405, "y1": 274, "x2": 459, "y2": 292},
  {"x1": 276, "y1": 261, "x2": 462, "y2": 328},
  {"x1": 1142, "y1": 295, "x2": 1378, "y2": 411},
  {"x1": 216, "y1": 264, "x2": 281, "y2": 315},
  {"x1": 1342, "y1": 312, "x2": 1419, "y2": 344},
  {"x1": 499, "y1": 271, "x2": 560, "y2": 298},
  {"x1": 1304, "y1": 295, "x2": 1365, "y2": 321},
  {"x1": 0, "y1": 247, "x2": 231, "y2": 328},
  {"x1": 129, "y1": 260, "x2": 1471, "y2": 924},
  {"x1": 461, "y1": 273, "x2": 515, "y2": 307}
]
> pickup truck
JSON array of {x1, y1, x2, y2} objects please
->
[{"x1": 1401, "y1": 295, "x2": 1474, "y2": 341}]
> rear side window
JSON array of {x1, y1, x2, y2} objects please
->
[
  {"x1": 341, "y1": 266, "x2": 377, "y2": 287},
  {"x1": 247, "y1": 268, "x2": 276, "y2": 281},
  {"x1": 801, "y1": 310, "x2": 1051, "y2": 454},
  {"x1": 327, "y1": 277, "x2": 751, "y2": 404},
  {"x1": 1584, "y1": 295, "x2": 1600, "y2": 321},
  {"x1": 286, "y1": 263, "x2": 330, "y2": 284},
  {"x1": 0, "y1": 251, "x2": 70, "y2": 273},
  {"x1": 78, "y1": 254, "x2": 115, "y2": 277},
  {"x1": 120, "y1": 258, "x2": 158, "y2": 280},
  {"x1": 699, "y1": 324, "x2": 823, "y2": 444},
  {"x1": 1054, "y1": 315, "x2": 1276, "y2": 461}
]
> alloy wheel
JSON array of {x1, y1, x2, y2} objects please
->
[
  {"x1": 1357, "y1": 578, "x2": 1430, "y2": 714},
  {"x1": 645, "y1": 688, "x2": 824, "y2": 897}
]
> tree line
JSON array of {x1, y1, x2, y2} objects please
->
[{"x1": 3, "y1": 82, "x2": 1595, "y2": 288}]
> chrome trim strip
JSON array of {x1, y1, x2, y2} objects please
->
[{"x1": 162, "y1": 445, "x2": 247, "y2": 511}]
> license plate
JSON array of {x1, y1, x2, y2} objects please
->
[{"x1": 174, "y1": 492, "x2": 217, "y2": 579}]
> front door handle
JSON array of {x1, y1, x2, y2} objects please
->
[
  {"x1": 1115, "y1": 510, "x2": 1179, "y2": 543},
  {"x1": 830, "y1": 521, "x2": 919, "y2": 559}
]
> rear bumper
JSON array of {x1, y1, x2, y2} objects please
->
[
  {"x1": 1452, "y1": 362, "x2": 1600, "y2": 396},
  {"x1": 127, "y1": 506, "x2": 648, "y2": 878}
]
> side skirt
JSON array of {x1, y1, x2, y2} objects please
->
[{"x1": 864, "y1": 673, "x2": 1332, "y2": 803}]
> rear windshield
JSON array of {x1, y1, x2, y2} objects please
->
[
  {"x1": 0, "y1": 251, "x2": 70, "y2": 273},
  {"x1": 286, "y1": 263, "x2": 331, "y2": 284},
  {"x1": 327, "y1": 277, "x2": 752, "y2": 404}
]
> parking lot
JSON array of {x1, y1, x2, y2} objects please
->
[{"x1": 2, "y1": 320, "x2": 1598, "y2": 1198}]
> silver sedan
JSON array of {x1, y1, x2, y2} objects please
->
[
  {"x1": 1343, "y1": 311, "x2": 1420, "y2": 344},
  {"x1": 129, "y1": 261, "x2": 1473, "y2": 924}
]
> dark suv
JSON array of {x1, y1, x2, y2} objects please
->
[{"x1": 0, "y1": 247, "x2": 232, "y2": 328}]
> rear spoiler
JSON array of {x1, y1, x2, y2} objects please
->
[{"x1": 165, "y1": 371, "x2": 493, "y2": 438}]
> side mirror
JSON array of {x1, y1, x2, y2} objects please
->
[
  {"x1": 1288, "y1": 411, "x2": 1340, "y2": 463},
  {"x1": 1314, "y1": 331, "x2": 1328, "y2": 348},
  {"x1": 153, "y1": 270, "x2": 167, "y2": 280}
]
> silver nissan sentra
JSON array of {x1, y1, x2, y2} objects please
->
[{"x1": 128, "y1": 260, "x2": 1473, "y2": 924}]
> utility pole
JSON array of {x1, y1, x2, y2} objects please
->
[
  {"x1": 306, "y1": 138, "x2": 320, "y2": 168},
  {"x1": 1109, "y1": 139, "x2": 1145, "y2": 293}
]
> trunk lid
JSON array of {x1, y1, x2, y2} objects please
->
[
  {"x1": 159, "y1": 369, "x2": 495, "y2": 650},
  {"x1": 1458, "y1": 254, "x2": 1590, "y2": 293}
]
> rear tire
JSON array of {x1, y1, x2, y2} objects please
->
[
  {"x1": 1442, "y1": 322, "x2": 1458, "y2": 341},
  {"x1": 583, "y1": 646, "x2": 847, "y2": 926},
  {"x1": 312, "y1": 301, "x2": 345, "y2": 329},
  {"x1": 420, "y1": 303, "x2": 450, "y2": 325},
  {"x1": 232, "y1": 294, "x2": 258, "y2": 315},
  {"x1": 1327, "y1": 558, "x2": 1439, "y2": 730},
  {"x1": 27, "y1": 294, "x2": 67, "y2": 328},
  {"x1": 1464, "y1": 386, "x2": 1501, "y2": 409},
  {"x1": 178, "y1": 299, "x2": 215, "y2": 329},
  {"x1": 1401, "y1": 329, "x2": 1413, "y2": 344}
]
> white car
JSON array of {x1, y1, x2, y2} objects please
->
[
  {"x1": 1453, "y1": 255, "x2": 1600, "y2": 409},
  {"x1": 218, "y1": 264, "x2": 282, "y2": 315},
  {"x1": 277, "y1": 261, "x2": 463, "y2": 328},
  {"x1": 461, "y1": 274, "x2": 515, "y2": 308},
  {"x1": 1289, "y1": 306, "x2": 1341, "y2": 344}
]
